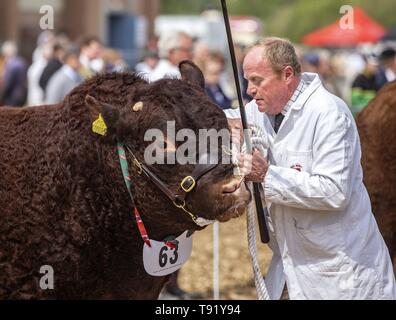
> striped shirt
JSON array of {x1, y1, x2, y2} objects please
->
[{"x1": 269, "y1": 78, "x2": 308, "y2": 131}]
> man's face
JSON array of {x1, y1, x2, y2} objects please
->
[
  {"x1": 366, "y1": 61, "x2": 378, "y2": 75},
  {"x1": 68, "y1": 55, "x2": 81, "y2": 71},
  {"x1": 204, "y1": 60, "x2": 223, "y2": 85},
  {"x1": 243, "y1": 47, "x2": 290, "y2": 115},
  {"x1": 169, "y1": 35, "x2": 193, "y2": 65},
  {"x1": 85, "y1": 41, "x2": 102, "y2": 60}
]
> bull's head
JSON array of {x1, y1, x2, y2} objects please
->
[{"x1": 84, "y1": 61, "x2": 251, "y2": 235}]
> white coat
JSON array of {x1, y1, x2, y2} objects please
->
[
  {"x1": 245, "y1": 72, "x2": 396, "y2": 300},
  {"x1": 147, "y1": 59, "x2": 180, "y2": 82}
]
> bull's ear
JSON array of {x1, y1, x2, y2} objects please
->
[
  {"x1": 179, "y1": 60, "x2": 205, "y2": 90},
  {"x1": 85, "y1": 95, "x2": 120, "y2": 132}
]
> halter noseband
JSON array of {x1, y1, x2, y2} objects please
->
[{"x1": 119, "y1": 142, "x2": 218, "y2": 227}]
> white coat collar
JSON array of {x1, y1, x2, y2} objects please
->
[{"x1": 290, "y1": 72, "x2": 322, "y2": 111}]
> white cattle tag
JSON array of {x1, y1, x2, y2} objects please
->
[{"x1": 143, "y1": 230, "x2": 193, "y2": 276}]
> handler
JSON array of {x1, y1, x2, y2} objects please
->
[{"x1": 239, "y1": 37, "x2": 396, "y2": 299}]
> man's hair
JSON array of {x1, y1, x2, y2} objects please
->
[
  {"x1": 80, "y1": 36, "x2": 102, "y2": 49},
  {"x1": 252, "y1": 37, "x2": 301, "y2": 76},
  {"x1": 63, "y1": 45, "x2": 80, "y2": 62},
  {"x1": 53, "y1": 43, "x2": 64, "y2": 54},
  {"x1": 207, "y1": 51, "x2": 225, "y2": 67},
  {"x1": 158, "y1": 31, "x2": 191, "y2": 58},
  {"x1": 379, "y1": 48, "x2": 396, "y2": 64}
]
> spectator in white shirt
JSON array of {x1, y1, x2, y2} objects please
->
[
  {"x1": 46, "y1": 46, "x2": 82, "y2": 104},
  {"x1": 148, "y1": 32, "x2": 193, "y2": 81}
]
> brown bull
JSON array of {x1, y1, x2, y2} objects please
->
[{"x1": 0, "y1": 61, "x2": 250, "y2": 299}]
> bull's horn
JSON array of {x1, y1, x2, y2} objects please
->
[{"x1": 132, "y1": 101, "x2": 144, "y2": 112}]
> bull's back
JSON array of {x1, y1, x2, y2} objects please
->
[
  {"x1": 1, "y1": 105, "x2": 60, "y2": 189},
  {"x1": 0, "y1": 104, "x2": 65, "y2": 221},
  {"x1": 0, "y1": 104, "x2": 61, "y2": 144},
  {"x1": 0, "y1": 104, "x2": 66, "y2": 298}
]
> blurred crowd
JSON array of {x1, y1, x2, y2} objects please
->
[
  {"x1": 0, "y1": 31, "x2": 127, "y2": 107},
  {"x1": 298, "y1": 46, "x2": 396, "y2": 116},
  {"x1": 1, "y1": 29, "x2": 396, "y2": 119}
]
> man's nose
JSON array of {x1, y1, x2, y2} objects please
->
[{"x1": 247, "y1": 84, "x2": 256, "y2": 97}]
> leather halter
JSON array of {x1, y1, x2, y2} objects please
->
[{"x1": 123, "y1": 144, "x2": 218, "y2": 226}]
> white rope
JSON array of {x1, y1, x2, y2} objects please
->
[
  {"x1": 244, "y1": 125, "x2": 270, "y2": 300},
  {"x1": 247, "y1": 192, "x2": 270, "y2": 300},
  {"x1": 241, "y1": 125, "x2": 269, "y2": 158},
  {"x1": 213, "y1": 221, "x2": 220, "y2": 300},
  {"x1": 225, "y1": 124, "x2": 271, "y2": 300}
]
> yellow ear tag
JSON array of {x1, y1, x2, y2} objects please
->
[
  {"x1": 92, "y1": 113, "x2": 107, "y2": 136},
  {"x1": 132, "y1": 101, "x2": 144, "y2": 112}
]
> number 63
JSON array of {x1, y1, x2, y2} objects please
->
[{"x1": 159, "y1": 245, "x2": 178, "y2": 267}]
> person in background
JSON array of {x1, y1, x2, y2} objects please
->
[
  {"x1": 234, "y1": 43, "x2": 251, "y2": 104},
  {"x1": 0, "y1": 41, "x2": 28, "y2": 107},
  {"x1": 45, "y1": 46, "x2": 82, "y2": 104},
  {"x1": 350, "y1": 54, "x2": 379, "y2": 116},
  {"x1": 303, "y1": 52, "x2": 340, "y2": 96},
  {"x1": 148, "y1": 31, "x2": 193, "y2": 81},
  {"x1": 193, "y1": 40, "x2": 210, "y2": 72},
  {"x1": 79, "y1": 36, "x2": 103, "y2": 79},
  {"x1": 135, "y1": 49, "x2": 159, "y2": 76},
  {"x1": 39, "y1": 43, "x2": 65, "y2": 99},
  {"x1": 27, "y1": 31, "x2": 54, "y2": 106},
  {"x1": 239, "y1": 37, "x2": 395, "y2": 300},
  {"x1": 317, "y1": 54, "x2": 341, "y2": 97},
  {"x1": 203, "y1": 51, "x2": 232, "y2": 110},
  {"x1": 375, "y1": 48, "x2": 396, "y2": 91},
  {"x1": 146, "y1": 35, "x2": 159, "y2": 53},
  {"x1": 301, "y1": 52, "x2": 320, "y2": 73},
  {"x1": 101, "y1": 48, "x2": 128, "y2": 72}
]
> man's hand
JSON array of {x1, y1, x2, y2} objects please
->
[{"x1": 238, "y1": 149, "x2": 269, "y2": 183}]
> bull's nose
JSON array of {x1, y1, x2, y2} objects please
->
[{"x1": 221, "y1": 177, "x2": 243, "y2": 193}]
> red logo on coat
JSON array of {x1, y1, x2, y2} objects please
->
[{"x1": 290, "y1": 164, "x2": 302, "y2": 172}]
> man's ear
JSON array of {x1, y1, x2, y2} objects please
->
[
  {"x1": 179, "y1": 60, "x2": 205, "y2": 90},
  {"x1": 85, "y1": 95, "x2": 120, "y2": 131},
  {"x1": 283, "y1": 66, "x2": 294, "y2": 82}
]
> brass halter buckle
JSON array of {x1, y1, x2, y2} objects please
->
[{"x1": 180, "y1": 176, "x2": 196, "y2": 193}]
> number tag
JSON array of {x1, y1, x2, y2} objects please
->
[{"x1": 142, "y1": 230, "x2": 193, "y2": 276}]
